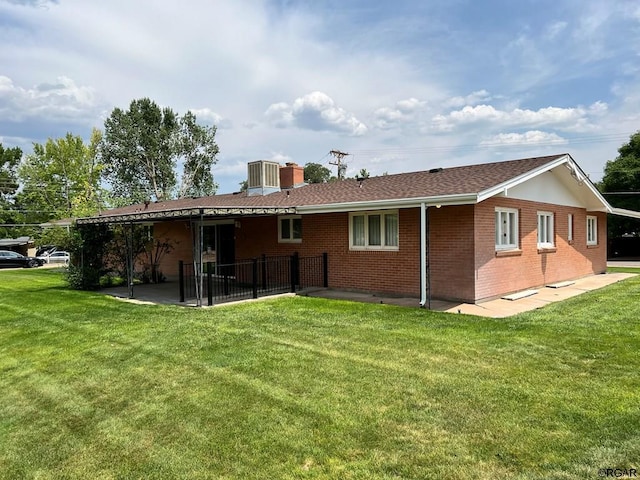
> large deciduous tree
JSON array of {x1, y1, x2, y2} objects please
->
[
  {"x1": 101, "y1": 98, "x2": 219, "y2": 205},
  {"x1": 600, "y1": 130, "x2": 640, "y2": 237},
  {"x1": 176, "y1": 111, "x2": 219, "y2": 198},
  {"x1": 0, "y1": 143, "x2": 22, "y2": 237},
  {"x1": 17, "y1": 130, "x2": 104, "y2": 223}
]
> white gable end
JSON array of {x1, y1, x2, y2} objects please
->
[{"x1": 502, "y1": 170, "x2": 583, "y2": 207}]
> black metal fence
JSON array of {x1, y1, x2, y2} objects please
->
[{"x1": 179, "y1": 253, "x2": 328, "y2": 305}]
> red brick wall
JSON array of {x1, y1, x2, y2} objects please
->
[
  {"x1": 153, "y1": 220, "x2": 193, "y2": 278},
  {"x1": 429, "y1": 205, "x2": 476, "y2": 302},
  {"x1": 151, "y1": 199, "x2": 607, "y2": 302},
  {"x1": 474, "y1": 197, "x2": 607, "y2": 301},
  {"x1": 235, "y1": 210, "x2": 422, "y2": 297}
]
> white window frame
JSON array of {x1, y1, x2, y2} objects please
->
[
  {"x1": 568, "y1": 213, "x2": 573, "y2": 242},
  {"x1": 495, "y1": 207, "x2": 519, "y2": 251},
  {"x1": 278, "y1": 215, "x2": 302, "y2": 243},
  {"x1": 349, "y1": 210, "x2": 399, "y2": 251},
  {"x1": 587, "y1": 215, "x2": 598, "y2": 246},
  {"x1": 537, "y1": 211, "x2": 555, "y2": 248}
]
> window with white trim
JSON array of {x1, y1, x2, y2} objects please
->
[
  {"x1": 568, "y1": 213, "x2": 573, "y2": 242},
  {"x1": 278, "y1": 215, "x2": 302, "y2": 243},
  {"x1": 537, "y1": 211, "x2": 554, "y2": 248},
  {"x1": 587, "y1": 215, "x2": 598, "y2": 245},
  {"x1": 349, "y1": 211, "x2": 399, "y2": 250},
  {"x1": 495, "y1": 208, "x2": 519, "y2": 250}
]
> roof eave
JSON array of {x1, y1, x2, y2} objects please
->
[
  {"x1": 477, "y1": 154, "x2": 572, "y2": 202},
  {"x1": 477, "y1": 153, "x2": 613, "y2": 213},
  {"x1": 297, "y1": 193, "x2": 479, "y2": 214},
  {"x1": 611, "y1": 207, "x2": 640, "y2": 219},
  {"x1": 76, "y1": 206, "x2": 297, "y2": 224}
]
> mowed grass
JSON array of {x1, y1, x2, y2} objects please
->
[{"x1": 0, "y1": 269, "x2": 639, "y2": 479}]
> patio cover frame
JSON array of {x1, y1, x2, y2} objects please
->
[{"x1": 76, "y1": 206, "x2": 296, "y2": 304}]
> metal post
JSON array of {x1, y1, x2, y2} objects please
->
[
  {"x1": 261, "y1": 254, "x2": 267, "y2": 290},
  {"x1": 252, "y1": 258, "x2": 258, "y2": 298},
  {"x1": 198, "y1": 210, "x2": 204, "y2": 307},
  {"x1": 290, "y1": 253, "x2": 298, "y2": 293},
  {"x1": 322, "y1": 252, "x2": 329, "y2": 288},
  {"x1": 179, "y1": 260, "x2": 185, "y2": 302},
  {"x1": 207, "y1": 261, "x2": 213, "y2": 306},
  {"x1": 128, "y1": 222, "x2": 134, "y2": 299}
]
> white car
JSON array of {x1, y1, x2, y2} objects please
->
[{"x1": 38, "y1": 251, "x2": 71, "y2": 264}]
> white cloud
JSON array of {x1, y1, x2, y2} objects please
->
[
  {"x1": 265, "y1": 91, "x2": 368, "y2": 136},
  {"x1": 264, "y1": 102, "x2": 295, "y2": 128},
  {"x1": 0, "y1": 75, "x2": 102, "y2": 123},
  {"x1": 373, "y1": 97, "x2": 427, "y2": 129},
  {"x1": 444, "y1": 90, "x2": 491, "y2": 108},
  {"x1": 432, "y1": 102, "x2": 607, "y2": 132},
  {"x1": 189, "y1": 108, "x2": 232, "y2": 129},
  {"x1": 480, "y1": 131, "x2": 568, "y2": 146}
]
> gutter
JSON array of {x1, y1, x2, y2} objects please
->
[
  {"x1": 611, "y1": 207, "x2": 640, "y2": 219},
  {"x1": 297, "y1": 193, "x2": 478, "y2": 215}
]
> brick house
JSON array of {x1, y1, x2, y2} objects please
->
[{"x1": 78, "y1": 153, "x2": 637, "y2": 305}]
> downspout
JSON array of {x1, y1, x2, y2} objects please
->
[
  {"x1": 419, "y1": 203, "x2": 427, "y2": 308},
  {"x1": 128, "y1": 221, "x2": 134, "y2": 299},
  {"x1": 198, "y1": 209, "x2": 204, "y2": 307}
]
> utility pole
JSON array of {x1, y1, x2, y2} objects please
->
[{"x1": 329, "y1": 150, "x2": 350, "y2": 180}]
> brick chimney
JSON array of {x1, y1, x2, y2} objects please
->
[{"x1": 279, "y1": 162, "x2": 305, "y2": 189}]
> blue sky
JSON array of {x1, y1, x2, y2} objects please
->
[{"x1": 1, "y1": 0, "x2": 639, "y2": 193}]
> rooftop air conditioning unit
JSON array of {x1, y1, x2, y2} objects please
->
[{"x1": 247, "y1": 160, "x2": 281, "y2": 196}]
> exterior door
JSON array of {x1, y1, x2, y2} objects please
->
[{"x1": 217, "y1": 223, "x2": 236, "y2": 276}]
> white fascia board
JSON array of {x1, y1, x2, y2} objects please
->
[
  {"x1": 477, "y1": 154, "x2": 571, "y2": 202},
  {"x1": 611, "y1": 207, "x2": 640, "y2": 219},
  {"x1": 477, "y1": 154, "x2": 613, "y2": 212},
  {"x1": 296, "y1": 193, "x2": 478, "y2": 214}
]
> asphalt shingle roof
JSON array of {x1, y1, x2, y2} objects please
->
[{"x1": 85, "y1": 154, "x2": 566, "y2": 220}]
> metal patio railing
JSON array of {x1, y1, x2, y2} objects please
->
[{"x1": 179, "y1": 253, "x2": 328, "y2": 305}]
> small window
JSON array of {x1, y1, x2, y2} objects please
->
[
  {"x1": 587, "y1": 216, "x2": 598, "y2": 245},
  {"x1": 279, "y1": 216, "x2": 302, "y2": 243},
  {"x1": 568, "y1": 214, "x2": 573, "y2": 242},
  {"x1": 537, "y1": 212, "x2": 554, "y2": 248},
  {"x1": 349, "y1": 211, "x2": 399, "y2": 250},
  {"x1": 495, "y1": 208, "x2": 519, "y2": 250}
]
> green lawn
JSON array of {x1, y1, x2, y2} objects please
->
[{"x1": 0, "y1": 268, "x2": 638, "y2": 479}]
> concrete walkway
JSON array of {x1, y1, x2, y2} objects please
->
[{"x1": 305, "y1": 272, "x2": 637, "y2": 318}]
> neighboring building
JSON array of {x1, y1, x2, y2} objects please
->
[
  {"x1": 0, "y1": 236, "x2": 35, "y2": 257},
  {"x1": 77, "y1": 154, "x2": 640, "y2": 305}
]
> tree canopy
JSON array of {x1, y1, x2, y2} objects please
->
[
  {"x1": 101, "y1": 98, "x2": 219, "y2": 205},
  {"x1": 304, "y1": 162, "x2": 332, "y2": 184},
  {"x1": 0, "y1": 143, "x2": 22, "y2": 237},
  {"x1": 600, "y1": 130, "x2": 640, "y2": 236},
  {"x1": 17, "y1": 130, "x2": 104, "y2": 223}
]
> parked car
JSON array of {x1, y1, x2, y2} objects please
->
[
  {"x1": 0, "y1": 250, "x2": 44, "y2": 268},
  {"x1": 36, "y1": 245, "x2": 57, "y2": 257},
  {"x1": 38, "y1": 251, "x2": 71, "y2": 264}
]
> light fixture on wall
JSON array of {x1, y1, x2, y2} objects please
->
[{"x1": 235, "y1": 220, "x2": 241, "y2": 229}]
